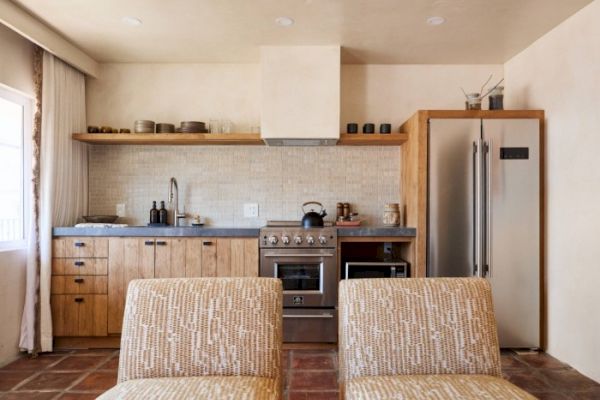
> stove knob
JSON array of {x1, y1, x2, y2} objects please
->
[
  {"x1": 281, "y1": 235, "x2": 290, "y2": 245},
  {"x1": 294, "y1": 236, "x2": 302, "y2": 245},
  {"x1": 306, "y1": 235, "x2": 315, "y2": 245},
  {"x1": 318, "y1": 235, "x2": 327, "y2": 245},
  {"x1": 268, "y1": 235, "x2": 278, "y2": 245}
]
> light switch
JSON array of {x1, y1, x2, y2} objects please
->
[{"x1": 243, "y1": 203, "x2": 259, "y2": 218}]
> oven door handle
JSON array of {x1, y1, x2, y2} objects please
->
[
  {"x1": 283, "y1": 314, "x2": 334, "y2": 319},
  {"x1": 263, "y1": 253, "x2": 334, "y2": 258}
]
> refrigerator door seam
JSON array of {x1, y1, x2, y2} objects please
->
[
  {"x1": 472, "y1": 141, "x2": 479, "y2": 277},
  {"x1": 485, "y1": 139, "x2": 492, "y2": 278}
]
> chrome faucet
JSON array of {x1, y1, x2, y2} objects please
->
[{"x1": 168, "y1": 177, "x2": 186, "y2": 227}]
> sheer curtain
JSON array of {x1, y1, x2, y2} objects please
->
[{"x1": 20, "y1": 50, "x2": 88, "y2": 353}]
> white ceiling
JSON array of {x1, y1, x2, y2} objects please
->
[{"x1": 12, "y1": 0, "x2": 593, "y2": 64}]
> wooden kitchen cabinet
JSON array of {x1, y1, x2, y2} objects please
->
[
  {"x1": 107, "y1": 238, "x2": 155, "y2": 333},
  {"x1": 152, "y1": 238, "x2": 258, "y2": 278},
  {"x1": 51, "y1": 237, "x2": 109, "y2": 337},
  {"x1": 106, "y1": 237, "x2": 258, "y2": 334},
  {"x1": 51, "y1": 294, "x2": 107, "y2": 336}
]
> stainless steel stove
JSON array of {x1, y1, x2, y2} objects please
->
[{"x1": 259, "y1": 221, "x2": 338, "y2": 343}]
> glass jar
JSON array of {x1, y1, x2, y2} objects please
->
[
  {"x1": 383, "y1": 203, "x2": 401, "y2": 226},
  {"x1": 465, "y1": 93, "x2": 482, "y2": 110}
]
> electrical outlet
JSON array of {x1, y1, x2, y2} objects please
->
[
  {"x1": 116, "y1": 203, "x2": 126, "y2": 217},
  {"x1": 243, "y1": 203, "x2": 259, "y2": 218}
]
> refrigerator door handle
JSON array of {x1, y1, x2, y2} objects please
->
[
  {"x1": 483, "y1": 139, "x2": 492, "y2": 278},
  {"x1": 474, "y1": 139, "x2": 486, "y2": 277},
  {"x1": 472, "y1": 141, "x2": 479, "y2": 277}
]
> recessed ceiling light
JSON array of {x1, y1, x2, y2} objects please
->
[
  {"x1": 275, "y1": 16, "x2": 295, "y2": 27},
  {"x1": 426, "y1": 16, "x2": 446, "y2": 26},
  {"x1": 121, "y1": 16, "x2": 143, "y2": 27}
]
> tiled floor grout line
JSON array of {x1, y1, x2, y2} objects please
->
[
  {"x1": 9, "y1": 351, "x2": 75, "y2": 393},
  {"x1": 54, "y1": 350, "x2": 121, "y2": 398}
]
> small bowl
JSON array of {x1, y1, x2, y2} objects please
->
[{"x1": 82, "y1": 215, "x2": 119, "y2": 223}]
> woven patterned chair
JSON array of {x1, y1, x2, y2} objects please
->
[
  {"x1": 338, "y1": 278, "x2": 536, "y2": 399},
  {"x1": 98, "y1": 277, "x2": 282, "y2": 400}
]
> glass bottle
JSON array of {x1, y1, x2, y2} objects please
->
[
  {"x1": 159, "y1": 201, "x2": 168, "y2": 225},
  {"x1": 149, "y1": 201, "x2": 158, "y2": 224}
]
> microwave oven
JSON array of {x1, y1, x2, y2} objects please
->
[{"x1": 344, "y1": 260, "x2": 409, "y2": 280}]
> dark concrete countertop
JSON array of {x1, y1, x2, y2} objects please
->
[
  {"x1": 53, "y1": 225, "x2": 416, "y2": 238},
  {"x1": 336, "y1": 226, "x2": 416, "y2": 237},
  {"x1": 52, "y1": 226, "x2": 260, "y2": 237}
]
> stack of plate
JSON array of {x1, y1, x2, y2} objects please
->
[
  {"x1": 134, "y1": 120, "x2": 155, "y2": 133},
  {"x1": 179, "y1": 121, "x2": 206, "y2": 133},
  {"x1": 156, "y1": 123, "x2": 175, "y2": 133}
]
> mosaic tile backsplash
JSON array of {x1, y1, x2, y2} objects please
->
[{"x1": 88, "y1": 145, "x2": 401, "y2": 227}]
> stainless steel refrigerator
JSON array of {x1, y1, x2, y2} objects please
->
[{"x1": 427, "y1": 118, "x2": 540, "y2": 349}]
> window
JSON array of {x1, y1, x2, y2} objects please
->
[{"x1": 0, "y1": 86, "x2": 31, "y2": 248}]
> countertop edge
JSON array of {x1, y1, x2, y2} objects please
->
[
  {"x1": 52, "y1": 226, "x2": 417, "y2": 238},
  {"x1": 52, "y1": 227, "x2": 261, "y2": 237}
]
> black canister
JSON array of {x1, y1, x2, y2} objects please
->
[
  {"x1": 347, "y1": 123, "x2": 358, "y2": 134},
  {"x1": 488, "y1": 86, "x2": 504, "y2": 110},
  {"x1": 379, "y1": 123, "x2": 392, "y2": 134},
  {"x1": 363, "y1": 123, "x2": 375, "y2": 134}
]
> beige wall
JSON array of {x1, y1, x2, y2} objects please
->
[
  {"x1": 505, "y1": 0, "x2": 600, "y2": 382},
  {"x1": 341, "y1": 64, "x2": 504, "y2": 130},
  {"x1": 86, "y1": 63, "x2": 502, "y2": 225},
  {"x1": 86, "y1": 63, "x2": 261, "y2": 132},
  {"x1": 0, "y1": 23, "x2": 33, "y2": 366},
  {"x1": 0, "y1": 250, "x2": 26, "y2": 366},
  {"x1": 0, "y1": 23, "x2": 34, "y2": 96}
]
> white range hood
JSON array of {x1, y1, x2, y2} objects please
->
[{"x1": 260, "y1": 46, "x2": 340, "y2": 146}]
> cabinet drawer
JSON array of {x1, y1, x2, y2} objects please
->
[
  {"x1": 53, "y1": 238, "x2": 108, "y2": 258},
  {"x1": 51, "y1": 276, "x2": 107, "y2": 294},
  {"x1": 52, "y1": 258, "x2": 108, "y2": 275},
  {"x1": 51, "y1": 294, "x2": 107, "y2": 337}
]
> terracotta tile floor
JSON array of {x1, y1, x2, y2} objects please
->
[{"x1": 1, "y1": 349, "x2": 599, "y2": 399}]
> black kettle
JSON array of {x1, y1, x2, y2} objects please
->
[{"x1": 301, "y1": 201, "x2": 327, "y2": 228}]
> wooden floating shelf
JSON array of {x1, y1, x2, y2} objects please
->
[
  {"x1": 72, "y1": 133, "x2": 265, "y2": 145},
  {"x1": 337, "y1": 133, "x2": 408, "y2": 146},
  {"x1": 73, "y1": 132, "x2": 409, "y2": 146}
]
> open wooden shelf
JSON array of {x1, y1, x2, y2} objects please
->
[
  {"x1": 73, "y1": 132, "x2": 409, "y2": 146},
  {"x1": 337, "y1": 133, "x2": 408, "y2": 146},
  {"x1": 72, "y1": 133, "x2": 265, "y2": 145}
]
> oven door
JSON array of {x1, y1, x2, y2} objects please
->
[{"x1": 260, "y1": 248, "x2": 337, "y2": 307}]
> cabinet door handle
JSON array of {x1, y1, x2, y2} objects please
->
[
  {"x1": 74, "y1": 242, "x2": 85, "y2": 247},
  {"x1": 74, "y1": 297, "x2": 84, "y2": 303},
  {"x1": 156, "y1": 241, "x2": 167, "y2": 246},
  {"x1": 144, "y1": 240, "x2": 154, "y2": 246},
  {"x1": 74, "y1": 261, "x2": 85, "y2": 266},
  {"x1": 202, "y1": 241, "x2": 213, "y2": 246},
  {"x1": 74, "y1": 278, "x2": 84, "y2": 284}
]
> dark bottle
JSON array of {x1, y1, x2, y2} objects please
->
[
  {"x1": 159, "y1": 201, "x2": 168, "y2": 225},
  {"x1": 149, "y1": 201, "x2": 159, "y2": 224}
]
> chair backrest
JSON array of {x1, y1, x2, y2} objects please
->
[
  {"x1": 118, "y1": 277, "x2": 282, "y2": 385},
  {"x1": 338, "y1": 278, "x2": 502, "y2": 381}
]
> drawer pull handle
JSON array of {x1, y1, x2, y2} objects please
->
[
  {"x1": 74, "y1": 278, "x2": 84, "y2": 284},
  {"x1": 156, "y1": 241, "x2": 167, "y2": 246},
  {"x1": 202, "y1": 241, "x2": 213, "y2": 246},
  {"x1": 74, "y1": 297, "x2": 84, "y2": 303},
  {"x1": 74, "y1": 242, "x2": 85, "y2": 247},
  {"x1": 144, "y1": 240, "x2": 154, "y2": 246},
  {"x1": 74, "y1": 261, "x2": 85, "y2": 266}
]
